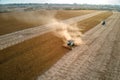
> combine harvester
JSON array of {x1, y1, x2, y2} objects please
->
[{"x1": 63, "y1": 40, "x2": 77, "y2": 50}]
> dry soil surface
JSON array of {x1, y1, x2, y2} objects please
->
[{"x1": 37, "y1": 12, "x2": 120, "y2": 80}]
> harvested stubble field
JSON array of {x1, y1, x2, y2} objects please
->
[{"x1": 0, "y1": 10, "x2": 112, "y2": 80}]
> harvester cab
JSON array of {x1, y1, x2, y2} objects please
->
[
  {"x1": 67, "y1": 40, "x2": 74, "y2": 47},
  {"x1": 102, "y1": 20, "x2": 106, "y2": 25},
  {"x1": 63, "y1": 40, "x2": 75, "y2": 50}
]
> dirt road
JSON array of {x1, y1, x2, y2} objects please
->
[
  {"x1": 37, "y1": 12, "x2": 120, "y2": 80},
  {"x1": 0, "y1": 11, "x2": 103, "y2": 50}
]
